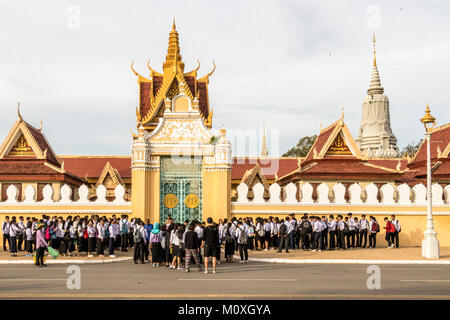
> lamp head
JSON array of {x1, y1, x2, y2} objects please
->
[{"x1": 420, "y1": 104, "x2": 436, "y2": 132}]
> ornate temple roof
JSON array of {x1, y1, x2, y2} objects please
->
[{"x1": 132, "y1": 19, "x2": 215, "y2": 131}]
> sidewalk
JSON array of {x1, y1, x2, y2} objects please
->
[
  {"x1": 236, "y1": 246, "x2": 450, "y2": 264},
  {"x1": 0, "y1": 249, "x2": 133, "y2": 264}
]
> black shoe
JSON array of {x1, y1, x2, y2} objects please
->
[{"x1": 42, "y1": 264, "x2": 47, "y2": 267}]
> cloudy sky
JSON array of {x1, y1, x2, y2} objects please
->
[{"x1": 0, "y1": 0, "x2": 449, "y2": 157}]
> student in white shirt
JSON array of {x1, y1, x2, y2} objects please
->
[
  {"x1": 222, "y1": 222, "x2": 235, "y2": 263},
  {"x1": 359, "y1": 214, "x2": 369, "y2": 248},
  {"x1": 336, "y1": 215, "x2": 346, "y2": 250},
  {"x1": 235, "y1": 221, "x2": 249, "y2": 263},
  {"x1": 24, "y1": 221, "x2": 33, "y2": 256},
  {"x1": 368, "y1": 216, "x2": 379, "y2": 248},
  {"x1": 346, "y1": 213, "x2": 356, "y2": 249},
  {"x1": 108, "y1": 219, "x2": 119, "y2": 257},
  {"x1": 9, "y1": 218, "x2": 20, "y2": 257},
  {"x1": 2, "y1": 216, "x2": 10, "y2": 251},
  {"x1": 17, "y1": 216, "x2": 25, "y2": 251},
  {"x1": 328, "y1": 215, "x2": 337, "y2": 250},
  {"x1": 86, "y1": 220, "x2": 97, "y2": 257},
  {"x1": 169, "y1": 223, "x2": 183, "y2": 269},
  {"x1": 96, "y1": 219, "x2": 107, "y2": 257},
  {"x1": 68, "y1": 222, "x2": 78, "y2": 257},
  {"x1": 390, "y1": 215, "x2": 401, "y2": 248},
  {"x1": 312, "y1": 217, "x2": 323, "y2": 252}
]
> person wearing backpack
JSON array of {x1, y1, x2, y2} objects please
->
[
  {"x1": 277, "y1": 218, "x2": 290, "y2": 253},
  {"x1": 149, "y1": 222, "x2": 162, "y2": 267},
  {"x1": 169, "y1": 223, "x2": 183, "y2": 269},
  {"x1": 86, "y1": 220, "x2": 97, "y2": 257},
  {"x1": 235, "y1": 221, "x2": 249, "y2": 263},
  {"x1": 223, "y1": 222, "x2": 235, "y2": 263},
  {"x1": 255, "y1": 218, "x2": 264, "y2": 251},
  {"x1": 368, "y1": 216, "x2": 379, "y2": 248},
  {"x1": 119, "y1": 216, "x2": 130, "y2": 252},
  {"x1": 383, "y1": 217, "x2": 394, "y2": 248},
  {"x1": 133, "y1": 220, "x2": 146, "y2": 264},
  {"x1": 96, "y1": 219, "x2": 107, "y2": 257},
  {"x1": 247, "y1": 220, "x2": 255, "y2": 251},
  {"x1": 390, "y1": 215, "x2": 401, "y2": 248},
  {"x1": 299, "y1": 216, "x2": 311, "y2": 250}
]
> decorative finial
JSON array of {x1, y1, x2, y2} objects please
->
[
  {"x1": 261, "y1": 121, "x2": 268, "y2": 157},
  {"x1": 340, "y1": 106, "x2": 344, "y2": 119},
  {"x1": 372, "y1": 32, "x2": 377, "y2": 67},
  {"x1": 17, "y1": 102, "x2": 22, "y2": 120},
  {"x1": 172, "y1": 17, "x2": 176, "y2": 30},
  {"x1": 39, "y1": 119, "x2": 43, "y2": 131},
  {"x1": 320, "y1": 121, "x2": 323, "y2": 131}
]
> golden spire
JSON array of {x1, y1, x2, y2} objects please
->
[
  {"x1": 373, "y1": 32, "x2": 377, "y2": 67},
  {"x1": 163, "y1": 17, "x2": 184, "y2": 71},
  {"x1": 367, "y1": 33, "x2": 384, "y2": 95},
  {"x1": 261, "y1": 121, "x2": 268, "y2": 157}
]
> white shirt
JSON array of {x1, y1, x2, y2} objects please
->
[
  {"x1": 360, "y1": 218, "x2": 368, "y2": 230},
  {"x1": 109, "y1": 224, "x2": 119, "y2": 239},
  {"x1": 347, "y1": 218, "x2": 356, "y2": 231},
  {"x1": 25, "y1": 228, "x2": 33, "y2": 241},
  {"x1": 87, "y1": 225, "x2": 96, "y2": 238},
  {"x1": 391, "y1": 219, "x2": 401, "y2": 232},
  {"x1": 97, "y1": 224, "x2": 107, "y2": 239},
  {"x1": 285, "y1": 221, "x2": 294, "y2": 234},
  {"x1": 170, "y1": 230, "x2": 181, "y2": 246},
  {"x1": 235, "y1": 226, "x2": 248, "y2": 244},
  {"x1": 328, "y1": 220, "x2": 336, "y2": 231},
  {"x1": 9, "y1": 224, "x2": 21, "y2": 237},
  {"x1": 337, "y1": 220, "x2": 345, "y2": 231},
  {"x1": 194, "y1": 226, "x2": 203, "y2": 239},
  {"x1": 2, "y1": 221, "x2": 10, "y2": 235},
  {"x1": 313, "y1": 221, "x2": 323, "y2": 232}
]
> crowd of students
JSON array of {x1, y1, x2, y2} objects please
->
[{"x1": 1, "y1": 212, "x2": 401, "y2": 269}]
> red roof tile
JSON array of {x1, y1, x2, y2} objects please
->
[
  {"x1": 304, "y1": 125, "x2": 334, "y2": 162},
  {"x1": 413, "y1": 125, "x2": 450, "y2": 164},
  {"x1": 232, "y1": 157, "x2": 299, "y2": 180},
  {"x1": 24, "y1": 122, "x2": 59, "y2": 165},
  {"x1": 60, "y1": 156, "x2": 131, "y2": 179},
  {"x1": 139, "y1": 81, "x2": 152, "y2": 119}
]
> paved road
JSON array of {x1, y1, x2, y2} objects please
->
[{"x1": 0, "y1": 261, "x2": 449, "y2": 299}]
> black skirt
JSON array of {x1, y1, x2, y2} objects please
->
[{"x1": 88, "y1": 237, "x2": 96, "y2": 253}]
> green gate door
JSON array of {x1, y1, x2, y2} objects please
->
[{"x1": 160, "y1": 156, "x2": 202, "y2": 223}]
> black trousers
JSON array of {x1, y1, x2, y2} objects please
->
[
  {"x1": 360, "y1": 230, "x2": 368, "y2": 247},
  {"x1": 338, "y1": 230, "x2": 346, "y2": 249},
  {"x1": 392, "y1": 231, "x2": 399, "y2": 248},
  {"x1": 329, "y1": 230, "x2": 336, "y2": 249},
  {"x1": 109, "y1": 237, "x2": 115, "y2": 255},
  {"x1": 272, "y1": 234, "x2": 278, "y2": 249},
  {"x1": 35, "y1": 247, "x2": 46, "y2": 265},
  {"x1": 25, "y1": 240, "x2": 33, "y2": 253},
  {"x1": 134, "y1": 241, "x2": 145, "y2": 263},
  {"x1": 347, "y1": 230, "x2": 355, "y2": 248},
  {"x1": 10, "y1": 236, "x2": 17, "y2": 253},
  {"x1": 151, "y1": 242, "x2": 162, "y2": 263},
  {"x1": 301, "y1": 233, "x2": 310, "y2": 249},
  {"x1": 313, "y1": 232, "x2": 323, "y2": 250},
  {"x1": 17, "y1": 234, "x2": 23, "y2": 251},
  {"x1": 3, "y1": 234, "x2": 10, "y2": 251},
  {"x1": 369, "y1": 233, "x2": 377, "y2": 248},
  {"x1": 385, "y1": 232, "x2": 391, "y2": 246},
  {"x1": 59, "y1": 238, "x2": 68, "y2": 255},
  {"x1": 120, "y1": 233, "x2": 128, "y2": 251},
  {"x1": 238, "y1": 243, "x2": 248, "y2": 261},
  {"x1": 321, "y1": 230, "x2": 328, "y2": 250},
  {"x1": 96, "y1": 238, "x2": 106, "y2": 255},
  {"x1": 278, "y1": 235, "x2": 289, "y2": 252},
  {"x1": 87, "y1": 237, "x2": 96, "y2": 253}
]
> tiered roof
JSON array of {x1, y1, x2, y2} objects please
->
[{"x1": 132, "y1": 19, "x2": 215, "y2": 131}]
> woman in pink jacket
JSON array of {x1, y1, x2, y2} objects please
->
[{"x1": 35, "y1": 223, "x2": 48, "y2": 267}]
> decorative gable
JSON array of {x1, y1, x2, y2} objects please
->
[
  {"x1": 325, "y1": 132, "x2": 352, "y2": 156},
  {"x1": 8, "y1": 134, "x2": 34, "y2": 156}
]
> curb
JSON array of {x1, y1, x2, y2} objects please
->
[
  {"x1": 233, "y1": 256, "x2": 450, "y2": 265},
  {"x1": 0, "y1": 257, "x2": 133, "y2": 265}
]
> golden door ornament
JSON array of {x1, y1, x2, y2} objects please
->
[
  {"x1": 164, "y1": 193, "x2": 178, "y2": 209},
  {"x1": 185, "y1": 193, "x2": 199, "y2": 209}
]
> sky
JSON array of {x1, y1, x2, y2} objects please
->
[{"x1": 0, "y1": 0, "x2": 449, "y2": 157}]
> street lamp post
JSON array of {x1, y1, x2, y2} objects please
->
[{"x1": 421, "y1": 104, "x2": 439, "y2": 259}]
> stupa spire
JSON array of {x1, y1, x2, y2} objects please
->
[
  {"x1": 163, "y1": 17, "x2": 184, "y2": 71},
  {"x1": 367, "y1": 32, "x2": 384, "y2": 95},
  {"x1": 261, "y1": 121, "x2": 268, "y2": 157}
]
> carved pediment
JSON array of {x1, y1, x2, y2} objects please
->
[{"x1": 147, "y1": 117, "x2": 212, "y2": 145}]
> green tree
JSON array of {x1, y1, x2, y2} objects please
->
[
  {"x1": 282, "y1": 135, "x2": 317, "y2": 157},
  {"x1": 401, "y1": 140, "x2": 423, "y2": 157}
]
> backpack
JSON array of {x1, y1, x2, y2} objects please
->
[
  {"x1": 133, "y1": 228, "x2": 142, "y2": 243},
  {"x1": 238, "y1": 228, "x2": 248, "y2": 244},
  {"x1": 105, "y1": 226, "x2": 110, "y2": 238},
  {"x1": 303, "y1": 220, "x2": 312, "y2": 233},
  {"x1": 225, "y1": 228, "x2": 233, "y2": 244},
  {"x1": 258, "y1": 224, "x2": 265, "y2": 237},
  {"x1": 371, "y1": 221, "x2": 380, "y2": 233},
  {"x1": 343, "y1": 222, "x2": 349, "y2": 234},
  {"x1": 83, "y1": 229, "x2": 88, "y2": 239},
  {"x1": 45, "y1": 228, "x2": 50, "y2": 240},
  {"x1": 248, "y1": 226, "x2": 255, "y2": 237},
  {"x1": 121, "y1": 222, "x2": 128, "y2": 234},
  {"x1": 279, "y1": 223, "x2": 287, "y2": 236}
]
